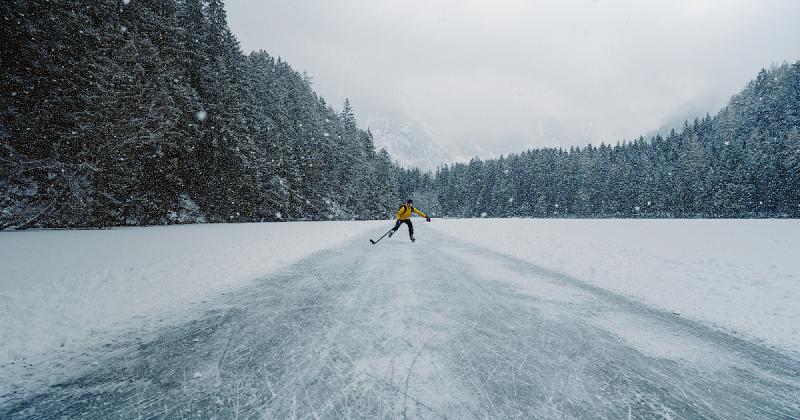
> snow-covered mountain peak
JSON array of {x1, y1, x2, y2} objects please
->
[{"x1": 366, "y1": 116, "x2": 452, "y2": 172}]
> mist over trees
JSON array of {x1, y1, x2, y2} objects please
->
[
  {"x1": 411, "y1": 63, "x2": 800, "y2": 219},
  {"x1": 2, "y1": 1, "x2": 797, "y2": 229},
  {"x1": 1, "y1": 0, "x2": 403, "y2": 228}
]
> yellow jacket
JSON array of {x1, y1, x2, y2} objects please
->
[{"x1": 396, "y1": 204, "x2": 427, "y2": 220}]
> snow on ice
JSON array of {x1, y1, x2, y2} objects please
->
[
  {"x1": 1, "y1": 218, "x2": 799, "y2": 402},
  {"x1": 429, "y1": 218, "x2": 800, "y2": 356}
]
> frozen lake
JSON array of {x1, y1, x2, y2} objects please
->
[{"x1": 1, "y1": 219, "x2": 799, "y2": 417}]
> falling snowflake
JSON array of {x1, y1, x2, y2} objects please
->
[
  {"x1": 196, "y1": 110, "x2": 207, "y2": 121},
  {"x1": 508, "y1": 197, "x2": 514, "y2": 203},
  {"x1": 275, "y1": 212, "x2": 282, "y2": 219},
  {"x1": 480, "y1": 212, "x2": 487, "y2": 217}
]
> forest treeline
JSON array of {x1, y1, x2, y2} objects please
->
[
  {"x1": 406, "y1": 63, "x2": 800, "y2": 218},
  {"x1": 2, "y1": 1, "x2": 798, "y2": 229},
  {"x1": 1, "y1": 0, "x2": 411, "y2": 229}
]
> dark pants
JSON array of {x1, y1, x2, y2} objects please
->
[{"x1": 392, "y1": 219, "x2": 413, "y2": 237}]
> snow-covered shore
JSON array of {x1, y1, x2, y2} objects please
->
[{"x1": 431, "y1": 218, "x2": 800, "y2": 356}]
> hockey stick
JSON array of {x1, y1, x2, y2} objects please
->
[{"x1": 369, "y1": 229, "x2": 393, "y2": 245}]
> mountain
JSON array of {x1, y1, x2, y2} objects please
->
[
  {"x1": 644, "y1": 95, "x2": 730, "y2": 139},
  {"x1": 366, "y1": 116, "x2": 452, "y2": 172}
]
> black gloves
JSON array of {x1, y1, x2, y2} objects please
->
[{"x1": 426, "y1": 216, "x2": 431, "y2": 222}]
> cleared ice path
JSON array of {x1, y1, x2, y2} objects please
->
[{"x1": 3, "y1": 227, "x2": 799, "y2": 418}]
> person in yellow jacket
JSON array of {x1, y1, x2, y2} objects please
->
[{"x1": 388, "y1": 199, "x2": 430, "y2": 242}]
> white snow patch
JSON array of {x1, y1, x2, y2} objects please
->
[
  {"x1": 591, "y1": 311, "x2": 736, "y2": 369},
  {"x1": 430, "y1": 218, "x2": 800, "y2": 356},
  {"x1": 440, "y1": 247, "x2": 591, "y2": 306}
]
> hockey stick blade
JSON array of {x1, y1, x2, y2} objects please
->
[{"x1": 370, "y1": 229, "x2": 393, "y2": 245}]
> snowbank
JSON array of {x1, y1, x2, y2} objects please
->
[
  {"x1": 430, "y1": 218, "x2": 800, "y2": 356},
  {"x1": 0, "y1": 221, "x2": 379, "y2": 384}
]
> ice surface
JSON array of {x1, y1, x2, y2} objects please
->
[{"x1": 0, "y1": 221, "x2": 380, "y2": 395}]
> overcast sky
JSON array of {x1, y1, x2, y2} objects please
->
[{"x1": 225, "y1": 0, "x2": 800, "y2": 162}]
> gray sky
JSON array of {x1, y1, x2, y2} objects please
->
[{"x1": 225, "y1": 0, "x2": 800, "y2": 162}]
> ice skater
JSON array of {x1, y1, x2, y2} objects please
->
[{"x1": 388, "y1": 199, "x2": 430, "y2": 242}]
